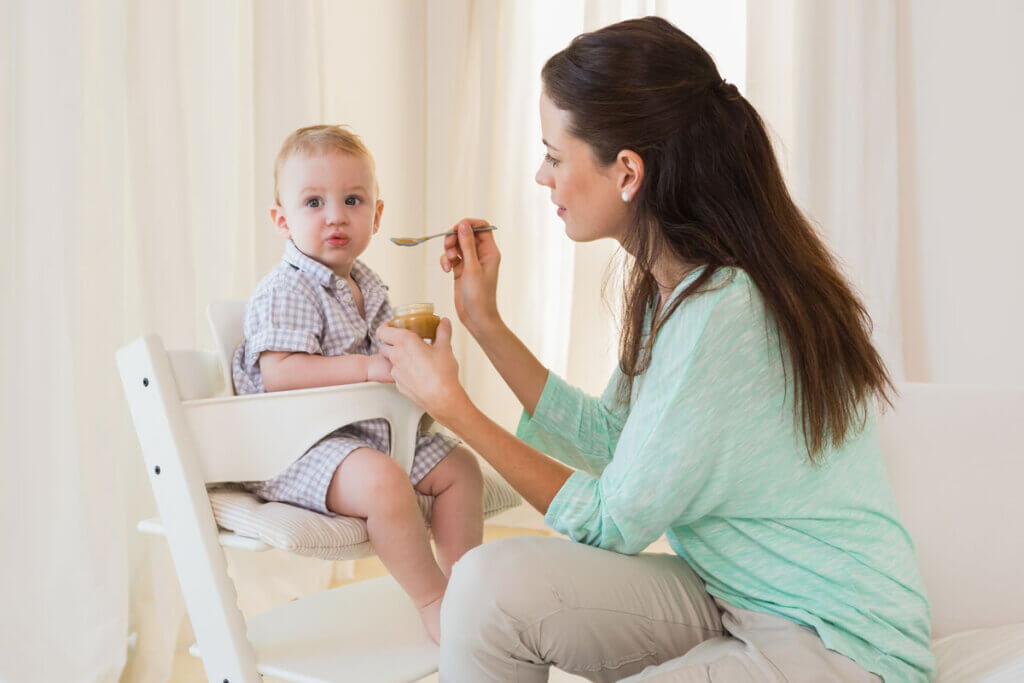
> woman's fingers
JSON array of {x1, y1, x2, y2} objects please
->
[
  {"x1": 440, "y1": 220, "x2": 485, "y2": 274},
  {"x1": 456, "y1": 223, "x2": 481, "y2": 272},
  {"x1": 442, "y1": 246, "x2": 464, "y2": 278},
  {"x1": 376, "y1": 323, "x2": 420, "y2": 350}
]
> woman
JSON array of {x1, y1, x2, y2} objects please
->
[{"x1": 378, "y1": 16, "x2": 934, "y2": 683}]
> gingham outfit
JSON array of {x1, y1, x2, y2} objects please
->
[{"x1": 232, "y1": 239, "x2": 459, "y2": 514}]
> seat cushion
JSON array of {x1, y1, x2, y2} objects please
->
[
  {"x1": 933, "y1": 623, "x2": 1024, "y2": 683},
  {"x1": 208, "y1": 467, "x2": 522, "y2": 561}
]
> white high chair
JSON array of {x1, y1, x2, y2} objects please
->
[{"x1": 117, "y1": 301, "x2": 515, "y2": 682}]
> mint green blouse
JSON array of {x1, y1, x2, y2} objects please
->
[{"x1": 517, "y1": 267, "x2": 935, "y2": 683}]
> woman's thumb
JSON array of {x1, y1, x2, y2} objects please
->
[{"x1": 434, "y1": 317, "x2": 453, "y2": 348}]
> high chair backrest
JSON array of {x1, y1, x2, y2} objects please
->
[{"x1": 207, "y1": 300, "x2": 247, "y2": 395}]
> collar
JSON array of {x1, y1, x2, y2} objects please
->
[{"x1": 282, "y1": 239, "x2": 388, "y2": 292}]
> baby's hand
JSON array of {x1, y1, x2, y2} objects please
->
[{"x1": 366, "y1": 354, "x2": 395, "y2": 383}]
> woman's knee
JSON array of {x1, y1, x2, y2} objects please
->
[{"x1": 442, "y1": 537, "x2": 563, "y2": 630}]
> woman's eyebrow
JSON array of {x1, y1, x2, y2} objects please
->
[{"x1": 542, "y1": 139, "x2": 560, "y2": 152}]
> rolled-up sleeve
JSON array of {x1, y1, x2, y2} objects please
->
[
  {"x1": 516, "y1": 370, "x2": 628, "y2": 476},
  {"x1": 542, "y1": 384, "x2": 726, "y2": 555}
]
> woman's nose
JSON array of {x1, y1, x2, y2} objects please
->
[{"x1": 535, "y1": 163, "x2": 552, "y2": 188}]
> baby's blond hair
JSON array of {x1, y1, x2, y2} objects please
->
[{"x1": 273, "y1": 124, "x2": 379, "y2": 205}]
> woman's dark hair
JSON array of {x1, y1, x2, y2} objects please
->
[{"x1": 541, "y1": 16, "x2": 894, "y2": 462}]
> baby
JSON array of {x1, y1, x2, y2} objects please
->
[{"x1": 232, "y1": 124, "x2": 483, "y2": 642}]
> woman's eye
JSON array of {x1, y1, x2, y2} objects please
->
[
  {"x1": 544, "y1": 153, "x2": 560, "y2": 168},
  {"x1": 305, "y1": 197, "x2": 322, "y2": 208},
  {"x1": 345, "y1": 196, "x2": 361, "y2": 206}
]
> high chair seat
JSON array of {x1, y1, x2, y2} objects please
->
[{"x1": 156, "y1": 469, "x2": 519, "y2": 561}]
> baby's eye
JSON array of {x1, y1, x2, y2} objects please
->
[
  {"x1": 544, "y1": 152, "x2": 560, "y2": 168},
  {"x1": 305, "y1": 197, "x2": 322, "y2": 208},
  {"x1": 345, "y1": 196, "x2": 361, "y2": 206}
]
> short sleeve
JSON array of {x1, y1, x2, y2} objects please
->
[{"x1": 242, "y1": 284, "x2": 324, "y2": 369}]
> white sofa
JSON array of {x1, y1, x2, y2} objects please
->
[{"x1": 877, "y1": 383, "x2": 1023, "y2": 681}]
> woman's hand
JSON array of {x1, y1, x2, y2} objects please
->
[
  {"x1": 440, "y1": 219, "x2": 502, "y2": 338},
  {"x1": 377, "y1": 318, "x2": 473, "y2": 426}
]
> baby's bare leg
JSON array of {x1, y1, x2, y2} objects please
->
[
  {"x1": 326, "y1": 448, "x2": 446, "y2": 643},
  {"x1": 415, "y1": 446, "x2": 484, "y2": 576}
]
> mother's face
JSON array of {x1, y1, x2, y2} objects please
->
[{"x1": 535, "y1": 92, "x2": 631, "y2": 243}]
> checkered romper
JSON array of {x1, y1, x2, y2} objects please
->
[{"x1": 232, "y1": 240, "x2": 459, "y2": 514}]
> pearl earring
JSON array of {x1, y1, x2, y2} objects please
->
[{"x1": 621, "y1": 191, "x2": 630, "y2": 202}]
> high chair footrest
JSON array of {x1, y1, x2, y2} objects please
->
[
  {"x1": 189, "y1": 575, "x2": 439, "y2": 682},
  {"x1": 136, "y1": 517, "x2": 272, "y2": 552}
]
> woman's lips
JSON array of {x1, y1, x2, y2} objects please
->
[{"x1": 557, "y1": 207, "x2": 566, "y2": 217}]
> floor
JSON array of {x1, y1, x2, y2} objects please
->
[{"x1": 168, "y1": 525, "x2": 607, "y2": 682}]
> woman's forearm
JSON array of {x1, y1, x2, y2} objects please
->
[
  {"x1": 445, "y1": 402, "x2": 572, "y2": 514},
  {"x1": 471, "y1": 318, "x2": 549, "y2": 416}
]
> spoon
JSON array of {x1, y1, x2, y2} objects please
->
[{"x1": 390, "y1": 225, "x2": 498, "y2": 247}]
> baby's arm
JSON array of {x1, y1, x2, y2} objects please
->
[{"x1": 260, "y1": 351, "x2": 393, "y2": 392}]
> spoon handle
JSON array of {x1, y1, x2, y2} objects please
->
[
  {"x1": 391, "y1": 225, "x2": 497, "y2": 246},
  {"x1": 442, "y1": 225, "x2": 497, "y2": 238}
]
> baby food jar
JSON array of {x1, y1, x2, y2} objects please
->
[{"x1": 389, "y1": 303, "x2": 441, "y2": 342}]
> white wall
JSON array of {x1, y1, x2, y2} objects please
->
[{"x1": 901, "y1": 0, "x2": 1024, "y2": 384}]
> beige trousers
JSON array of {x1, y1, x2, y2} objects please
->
[{"x1": 439, "y1": 537, "x2": 883, "y2": 682}]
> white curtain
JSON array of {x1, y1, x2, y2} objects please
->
[
  {"x1": 746, "y1": 0, "x2": 907, "y2": 380},
  {"x1": 2, "y1": 2, "x2": 130, "y2": 680},
  {"x1": 2, "y1": 1, "x2": 430, "y2": 681}
]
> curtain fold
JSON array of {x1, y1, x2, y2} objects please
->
[
  {"x1": 746, "y1": 0, "x2": 907, "y2": 380},
  {"x1": 1, "y1": 1, "x2": 129, "y2": 681}
]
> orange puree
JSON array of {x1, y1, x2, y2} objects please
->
[{"x1": 389, "y1": 303, "x2": 441, "y2": 341}]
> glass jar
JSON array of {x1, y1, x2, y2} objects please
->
[{"x1": 389, "y1": 303, "x2": 441, "y2": 342}]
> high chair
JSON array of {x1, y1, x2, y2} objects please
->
[{"x1": 117, "y1": 300, "x2": 521, "y2": 683}]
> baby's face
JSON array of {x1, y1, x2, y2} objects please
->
[{"x1": 274, "y1": 151, "x2": 383, "y2": 276}]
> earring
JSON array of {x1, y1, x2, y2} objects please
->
[{"x1": 621, "y1": 191, "x2": 630, "y2": 202}]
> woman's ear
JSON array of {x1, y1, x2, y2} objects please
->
[
  {"x1": 616, "y1": 150, "x2": 644, "y2": 202},
  {"x1": 270, "y1": 205, "x2": 290, "y2": 238},
  {"x1": 373, "y1": 199, "x2": 385, "y2": 233}
]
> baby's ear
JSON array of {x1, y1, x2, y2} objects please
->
[
  {"x1": 270, "y1": 205, "x2": 289, "y2": 237},
  {"x1": 373, "y1": 199, "x2": 384, "y2": 233}
]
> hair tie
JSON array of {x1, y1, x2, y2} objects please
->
[{"x1": 714, "y1": 78, "x2": 741, "y2": 101}]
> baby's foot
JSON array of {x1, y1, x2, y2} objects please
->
[{"x1": 418, "y1": 595, "x2": 443, "y2": 645}]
